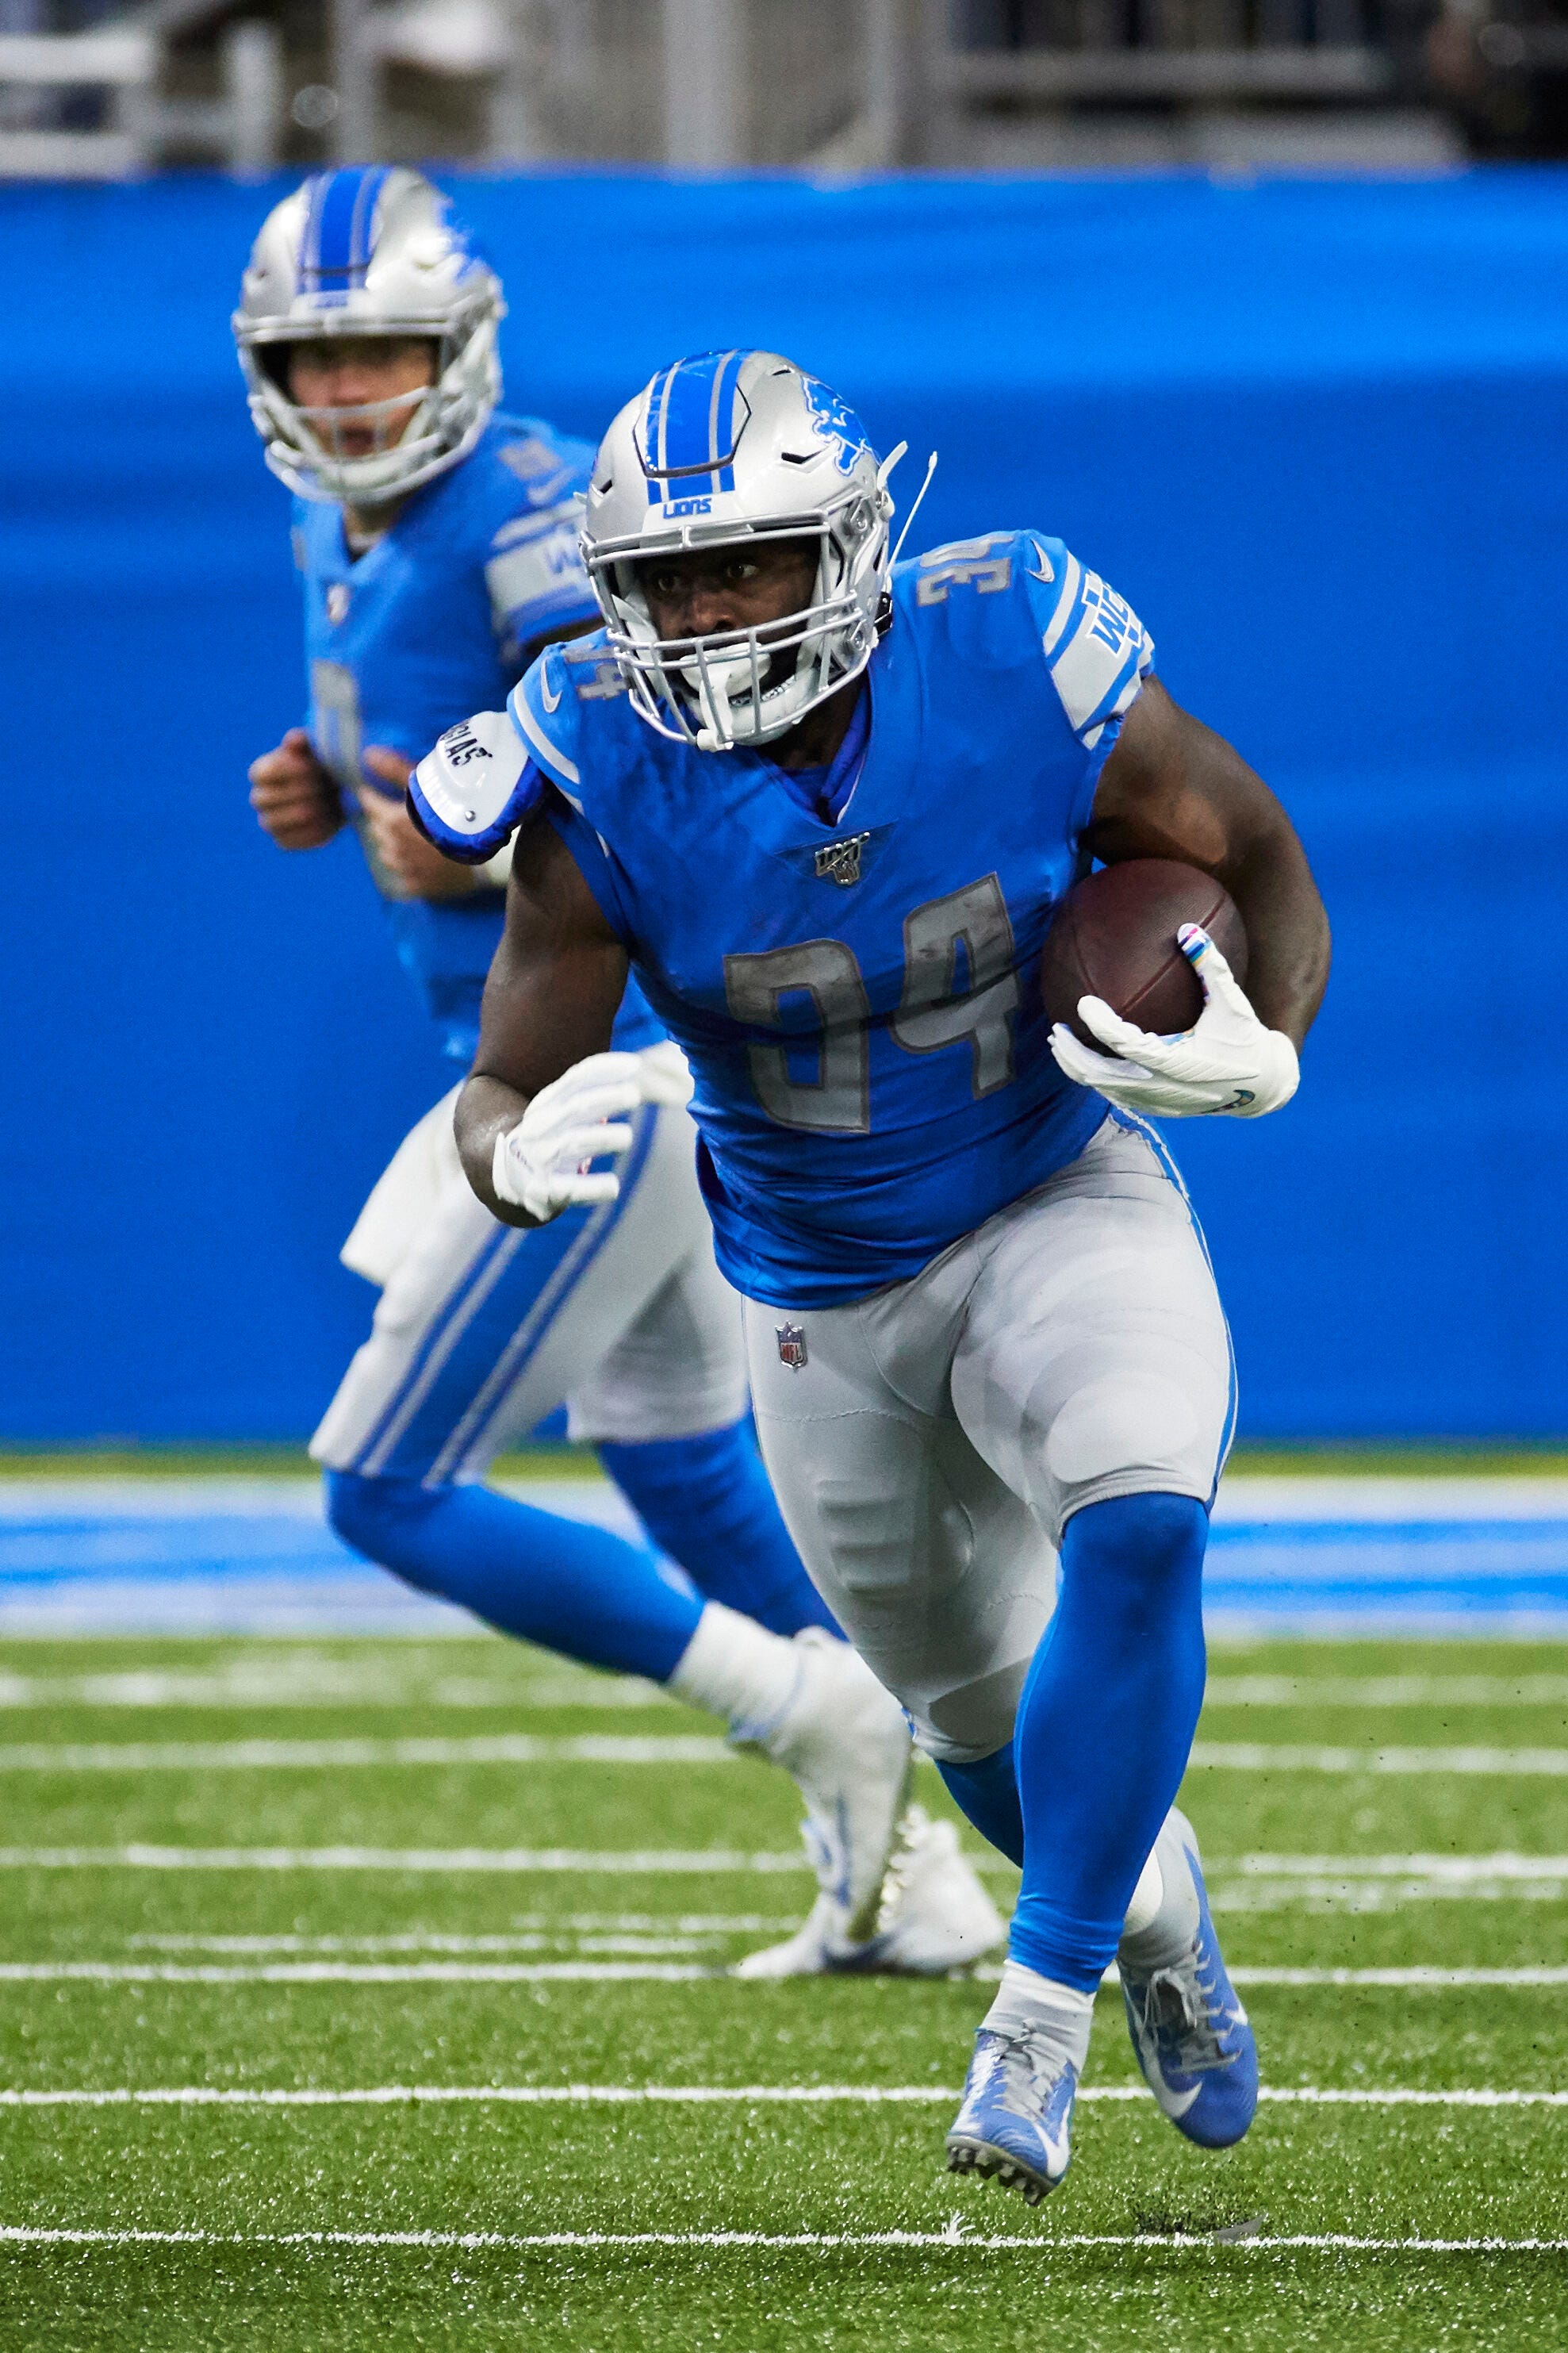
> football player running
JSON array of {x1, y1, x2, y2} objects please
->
[
  {"x1": 410, "y1": 349, "x2": 1331, "y2": 2201},
  {"x1": 235, "y1": 181, "x2": 1001, "y2": 1979}
]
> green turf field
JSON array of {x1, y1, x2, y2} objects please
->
[{"x1": 2, "y1": 1631, "x2": 1566, "y2": 2349}]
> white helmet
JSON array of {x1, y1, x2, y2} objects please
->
[
  {"x1": 232, "y1": 165, "x2": 504, "y2": 505},
  {"x1": 581, "y1": 350, "x2": 900, "y2": 751}
]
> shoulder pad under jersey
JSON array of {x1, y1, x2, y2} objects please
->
[
  {"x1": 903, "y1": 531, "x2": 1153, "y2": 751},
  {"x1": 507, "y1": 638, "x2": 600, "y2": 808},
  {"x1": 1018, "y1": 533, "x2": 1154, "y2": 749},
  {"x1": 411, "y1": 708, "x2": 542, "y2": 864}
]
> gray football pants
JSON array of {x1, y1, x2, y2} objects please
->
[{"x1": 742, "y1": 1115, "x2": 1235, "y2": 1766}]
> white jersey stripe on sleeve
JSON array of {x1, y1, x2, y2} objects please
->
[
  {"x1": 1041, "y1": 551, "x2": 1082, "y2": 659},
  {"x1": 485, "y1": 526, "x2": 587, "y2": 635},
  {"x1": 1044, "y1": 562, "x2": 1153, "y2": 749}
]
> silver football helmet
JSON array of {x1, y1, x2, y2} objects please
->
[
  {"x1": 233, "y1": 165, "x2": 504, "y2": 505},
  {"x1": 581, "y1": 351, "x2": 902, "y2": 751}
]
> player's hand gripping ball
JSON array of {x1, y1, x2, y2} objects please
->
[
  {"x1": 1041, "y1": 858, "x2": 1298, "y2": 1119},
  {"x1": 493, "y1": 1046, "x2": 694, "y2": 1222}
]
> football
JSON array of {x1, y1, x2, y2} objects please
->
[{"x1": 1039, "y1": 858, "x2": 1249, "y2": 1050}]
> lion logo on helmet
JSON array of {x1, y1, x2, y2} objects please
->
[{"x1": 803, "y1": 376, "x2": 872, "y2": 477}]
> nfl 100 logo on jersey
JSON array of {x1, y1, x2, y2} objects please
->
[{"x1": 815, "y1": 833, "x2": 871, "y2": 887}]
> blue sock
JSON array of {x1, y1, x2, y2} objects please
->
[
  {"x1": 938, "y1": 1745, "x2": 1024, "y2": 1867},
  {"x1": 324, "y1": 1468, "x2": 703, "y2": 1682},
  {"x1": 1006, "y1": 1491, "x2": 1209, "y2": 1994},
  {"x1": 598, "y1": 1421, "x2": 842, "y2": 1641}
]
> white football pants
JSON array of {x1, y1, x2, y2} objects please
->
[
  {"x1": 742, "y1": 1115, "x2": 1235, "y2": 1765},
  {"x1": 311, "y1": 1067, "x2": 749, "y2": 1483}
]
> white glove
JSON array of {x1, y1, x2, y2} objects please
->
[
  {"x1": 492, "y1": 1046, "x2": 694, "y2": 1222},
  {"x1": 1049, "y1": 924, "x2": 1299, "y2": 1120}
]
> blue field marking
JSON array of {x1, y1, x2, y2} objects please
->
[
  {"x1": 1, "y1": 1479, "x2": 1566, "y2": 1636},
  {"x1": 1206, "y1": 1522, "x2": 1568, "y2": 1624},
  {"x1": 0, "y1": 1481, "x2": 641, "y2": 1635}
]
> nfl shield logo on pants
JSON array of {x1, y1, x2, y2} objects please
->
[{"x1": 776, "y1": 1321, "x2": 808, "y2": 1372}]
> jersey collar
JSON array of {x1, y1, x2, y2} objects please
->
[{"x1": 715, "y1": 632, "x2": 914, "y2": 881}]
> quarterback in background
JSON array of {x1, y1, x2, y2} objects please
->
[
  {"x1": 411, "y1": 348, "x2": 1331, "y2": 2200},
  {"x1": 235, "y1": 179, "x2": 1000, "y2": 1979}
]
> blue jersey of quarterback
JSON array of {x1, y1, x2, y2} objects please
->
[
  {"x1": 504, "y1": 533, "x2": 1156, "y2": 1307},
  {"x1": 294, "y1": 409, "x2": 660, "y2": 1061}
]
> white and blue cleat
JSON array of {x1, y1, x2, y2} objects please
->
[
  {"x1": 1118, "y1": 1817, "x2": 1258, "y2": 2150},
  {"x1": 944, "y1": 2029, "x2": 1079, "y2": 2205},
  {"x1": 734, "y1": 1808, "x2": 1006, "y2": 1979}
]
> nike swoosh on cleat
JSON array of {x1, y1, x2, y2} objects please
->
[{"x1": 1156, "y1": 2080, "x2": 1203, "y2": 2121}]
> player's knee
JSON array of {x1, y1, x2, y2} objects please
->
[
  {"x1": 1061, "y1": 1490, "x2": 1208, "y2": 1605},
  {"x1": 323, "y1": 1467, "x2": 444, "y2": 1590}
]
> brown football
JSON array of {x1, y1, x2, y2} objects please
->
[{"x1": 1039, "y1": 859, "x2": 1248, "y2": 1050}]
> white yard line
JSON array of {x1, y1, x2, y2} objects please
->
[
  {"x1": 0, "y1": 1669, "x2": 662, "y2": 1712},
  {"x1": 1206, "y1": 1853, "x2": 1568, "y2": 1910},
  {"x1": 0, "y1": 1961, "x2": 719, "y2": 1983},
  {"x1": 128, "y1": 1919, "x2": 799, "y2": 1948},
  {"x1": 0, "y1": 1845, "x2": 817, "y2": 1872},
  {"x1": 1205, "y1": 1676, "x2": 1568, "y2": 1707},
  {"x1": 1211, "y1": 1853, "x2": 1568, "y2": 1879},
  {"x1": 1210, "y1": 1881, "x2": 1568, "y2": 1913},
  {"x1": 5, "y1": 1845, "x2": 1568, "y2": 1886},
  {"x1": 3, "y1": 1960, "x2": 1566, "y2": 1987},
  {"x1": 9, "y1": 1664, "x2": 1562, "y2": 1718},
  {"x1": 0, "y1": 1734, "x2": 733, "y2": 1771},
  {"x1": 0, "y1": 1668, "x2": 1562, "y2": 1714},
  {"x1": 2, "y1": 2224, "x2": 1566, "y2": 2252},
  {"x1": 1231, "y1": 1967, "x2": 1568, "y2": 1986},
  {"x1": 1190, "y1": 1745, "x2": 1568, "y2": 1775},
  {"x1": 2, "y1": 2084, "x2": 1565, "y2": 2109},
  {"x1": 105, "y1": 1933, "x2": 1568, "y2": 1972},
  {"x1": 5, "y1": 1735, "x2": 1568, "y2": 1775}
]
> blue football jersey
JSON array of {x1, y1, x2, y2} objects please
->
[
  {"x1": 293, "y1": 409, "x2": 660, "y2": 1062},
  {"x1": 493, "y1": 532, "x2": 1156, "y2": 1307}
]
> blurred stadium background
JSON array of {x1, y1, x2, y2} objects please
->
[
  {"x1": 11, "y1": 0, "x2": 1568, "y2": 178},
  {"x1": 3, "y1": 15, "x2": 1568, "y2": 2345}
]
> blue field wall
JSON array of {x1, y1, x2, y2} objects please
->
[{"x1": 3, "y1": 171, "x2": 1566, "y2": 1438}]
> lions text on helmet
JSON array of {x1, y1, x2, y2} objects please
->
[
  {"x1": 233, "y1": 165, "x2": 504, "y2": 505},
  {"x1": 582, "y1": 350, "x2": 907, "y2": 753}
]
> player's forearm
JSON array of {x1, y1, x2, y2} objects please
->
[
  {"x1": 1216, "y1": 822, "x2": 1330, "y2": 1050},
  {"x1": 1090, "y1": 685, "x2": 1329, "y2": 1051},
  {"x1": 455, "y1": 1073, "x2": 541, "y2": 1226}
]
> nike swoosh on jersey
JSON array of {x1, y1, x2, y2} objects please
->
[{"x1": 539, "y1": 660, "x2": 562, "y2": 713}]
